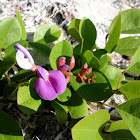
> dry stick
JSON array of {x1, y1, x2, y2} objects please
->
[{"x1": 101, "y1": 71, "x2": 125, "y2": 106}]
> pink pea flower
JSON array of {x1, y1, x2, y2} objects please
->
[
  {"x1": 14, "y1": 43, "x2": 36, "y2": 71},
  {"x1": 34, "y1": 65, "x2": 67, "y2": 100}
]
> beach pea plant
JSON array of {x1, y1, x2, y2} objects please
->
[{"x1": 0, "y1": 9, "x2": 140, "y2": 139}]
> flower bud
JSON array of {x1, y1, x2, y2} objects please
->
[
  {"x1": 82, "y1": 62, "x2": 88, "y2": 69},
  {"x1": 76, "y1": 75, "x2": 83, "y2": 83},
  {"x1": 90, "y1": 74, "x2": 97, "y2": 79},
  {"x1": 57, "y1": 57, "x2": 66, "y2": 69},
  {"x1": 80, "y1": 68, "x2": 89, "y2": 77},
  {"x1": 91, "y1": 80, "x2": 96, "y2": 83},
  {"x1": 65, "y1": 75, "x2": 71, "y2": 84},
  {"x1": 88, "y1": 67, "x2": 92, "y2": 74},
  {"x1": 68, "y1": 56, "x2": 75, "y2": 70},
  {"x1": 58, "y1": 64, "x2": 70, "y2": 74},
  {"x1": 85, "y1": 78, "x2": 90, "y2": 84}
]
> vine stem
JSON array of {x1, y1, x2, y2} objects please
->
[{"x1": 101, "y1": 71, "x2": 125, "y2": 106}]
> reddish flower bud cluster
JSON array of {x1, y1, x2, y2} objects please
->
[
  {"x1": 76, "y1": 63, "x2": 96, "y2": 84},
  {"x1": 56, "y1": 56, "x2": 75, "y2": 84}
]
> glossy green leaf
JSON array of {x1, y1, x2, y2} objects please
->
[
  {"x1": 57, "y1": 87, "x2": 71, "y2": 102},
  {"x1": 117, "y1": 98, "x2": 140, "y2": 140},
  {"x1": 101, "y1": 65, "x2": 125, "y2": 90},
  {"x1": 72, "y1": 110, "x2": 110, "y2": 140},
  {"x1": 17, "y1": 78, "x2": 43, "y2": 115},
  {"x1": 115, "y1": 37, "x2": 140, "y2": 56},
  {"x1": 33, "y1": 24, "x2": 61, "y2": 43},
  {"x1": 68, "y1": 19, "x2": 81, "y2": 42},
  {"x1": 82, "y1": 50, "x2": 100, "y2": 69},
  {"x1": 4, "y1": 40, "x2": 28, "y2": 57},
  {"x1": 126, "y1": 47, "x2": 140, "y2": 74},
  {"x1": 105, "y1": 11, "x2": 121, "y2": 53},
  {"x1": 16, "y1": 11, "x2": 27, "y2": 40},
  {"x1": 79, "y1": 17, "x2": 96, "y2": 54},
  {"x1": 0, "y1": 52, "x2": 16, "y2": 77},
  {"x1": 93, "y1": 49, "x2": 108, "y2": 69},
  {"x1": 0, "y1": 110, "x2": 23, "y2": 140},
  {"x1": 49, "y1": 40, "x2": 73, "y2": 70},
  {"x1": 0, "y1": 17, "x2": 22, "y2": 49},
  {"x1": 104, "y1": 130, "x2": 136, "y2": 140},
  {"x1": 51, "y1": 100, "x2": 68, "y2": 124},
  {"x1": 119, "y1": 81, "x2": 140, "y2": 100},
  {"x1": 29, "y1": 42, "x2": 51, "y2": 57},
  {"x1": 105, "y1": 120, "x2": 129, "y2": 132},
  {"x1": 65, "y1": 92, "x2": 88, "y2": 119},
  {"x1": 70, "y1": 69, "x2": 112, "y2": 101}
]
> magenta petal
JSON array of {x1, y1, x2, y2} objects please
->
[
  {"x1": 48, "y1": 70, "x2": 67, "y2": 95},
  {"x1": 14, "y1": 43, "x2": 34, "y2": 66},
  {"x1": 34, "y1": 77, "x2": 57, "y2": 100},
  {"x1": 36, "y1": 65, "x2": 48, "y2": 81}
]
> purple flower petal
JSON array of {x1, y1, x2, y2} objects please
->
[
  {"x1": 34, "y1": 77, "x2": 57, "y2": 100},
  {"x1": 16, "y1": 50, "x2": 33, "y2": 70},
  {"x1": 48, "y1": 70, "x2": 67, "y2": 95},
  {"x1": 36, "y1": 65, "x2": 48, "y2": 81},
  {"x1": 14, "y1": 43, "x2": 34, "y2": 66}
]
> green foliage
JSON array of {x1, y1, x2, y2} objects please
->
[
  {"x1": 57, "y1": 87, "x2": 71, "y2": 102},
  {"x1": 119, "y1": 81, "x2": 140, "y2": 100},
  {"x1": 70, "y1": 69, "x2": 112, "y2": 101},
  {"x1": 33, "y1": 24, "x2": 61, "y2": 43},
  {"x1": 51, "y1": 100, "x2": 68, "y2": 124},
  {"x1": 101, "y1": 65, "x2": 125, "y2": 90},
  {"x1": 68, "y1": 19, "x2": 81, "y2": 42},
  {"x1": 105, "y1": 11, "x2": 121, "y2": 53},
  {"x1": 16, "y1": 11, "x2": 27, "y2": 40},
  {"x1": 117, "y1": 98, "x2": 140, "y2": 140},
  {"x1": 115, "y1": 37, "x2": 140, "y2": 56},
  {"x1": 0, "y1": 17, "x2": 22, "y2": 49},
  {"x1": 29, "y1": 42, "x2": 51, "y2": 57},
  {"x1": 126, "y1": 47, "x2": 140, "y2": 74},
  {"x1": 72, "y1": 110, "x2": 110, "y2": 140},
  {"x1": 0, "y1": 110, "x2": 23, "y2": 140},
  {"x1": 17, "y1": 78, "x2": 43, "y2": 115},
  {"x1": 49, "y1": 40, "x2": 73, "y2": 70},
  {"x1": 82, "y1": 50, "x2": 100, "y2": 69}
]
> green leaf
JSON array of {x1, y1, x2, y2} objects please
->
[
  {"x1": 16, "y1": 11, "x2": 27, "y2": 40},
  {"x1": 101, "y1": 65, "x2": 125, "y2": 90},
  {"x1": 93, "y1": 49, "x2": 108, "y2": 69},
  {"x1": 121, "y1": 9, "x2": 140, "y2": 34},
  {"x1": 11, "y1": 70, "x2": 34, "y2": 82},
  {"x1": 104, "y1": 130, "x2": 136, "y2": 140},
  {"x1": 126, "y1": 47, "x2": 140, "y2": 74},
  {"x1": 17, "y1": 78, "x2": 43, "y2": 115},
  {"x1": 65, "y1": 92, "x2": 88, "y2": 119},
  {"x1": 119, "y1": 81, "x2": 140, "y2": 100},
  {"x1": 51, "y1": 100, "x2": 68, "y2": 124},
  {"x1": 105, "y1": 120, "x2": 129, "y2": 132},
  {"x1": 0, "y1": 110, "x2": 23, "y2": 140},
  {"x1": 29, "y1": 42, "x2": 51, "y2": 57},
  {"x1": 117, "y1": 98, "x2": 140, "y2": 140},
  {"x1": 4, "y1": 40, "x2": 28, "y2": 57},
  {"x1": 70, "y1": 69, "x2": 112, "y2": 101},
  {"x1": 49, "y1": 40, "x2": 73, "y2": 70},
  {"x1": 79, "y1": 17, "x2": 97, "y2": 54},
  {"x1": 33, "y1": 24, "x2": 61, "y2": 43},
  {"x1": 68, "y1": 19, "x2": 81, "y2": 42},
  {"x1": 57, "y1": 87, "x2": 71, "y2": 102},
  {"x1": 115, "y1": 37, "x2": 140, "y2": 56},
  {"x1": 105, "y1": 11, "x2": 121, "y2": 53},
  {"x1": 82, "y1": 50, "x2": 100, "y2": 69},
  {"x1": 72, "y1": 110, "x2": 110, "y2": 140},
  {"x1": 0, "y1": 17, "x2": 22, "y2": 49},
  {"x1": 0, "y1": 52, "x2": 16, "y2": 77}
]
